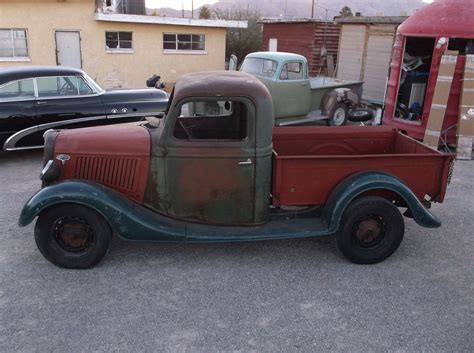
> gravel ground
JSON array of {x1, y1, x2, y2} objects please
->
[{"x1": 0, "y1": 150, "x2": 473, "y2": 352}]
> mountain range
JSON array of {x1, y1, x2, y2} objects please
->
[{"x1": 147, "y1": 0, "x2": 427, "y2": 19}]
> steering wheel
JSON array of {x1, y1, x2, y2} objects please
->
[
  {"x1": 179, "y1": 119, "x2": 194, "y2": 139},
  {"x1": 59, "y1": 82, "x2": 74, "y2": 95}
]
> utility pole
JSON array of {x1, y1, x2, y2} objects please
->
[
  {"x1": 182, "y1": 3, "x2": 184, "y2": 17},
  {"x1": 311, "y1": 0, "x2": 315, "y2": 18},
  {"x1": 191, "y1": 0, "x2": 194, "y2": 18}
]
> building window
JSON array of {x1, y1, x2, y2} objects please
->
[
  {"x1": 163, "y1": 33, "x2": 206, "y2": 52},
  {"x1": 0, "y1": 29, "x2": 28, "y2": 59},
  {"x1": 105, "y1": 31, "x2": 133, "y2": 51}
]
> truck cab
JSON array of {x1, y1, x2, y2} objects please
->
[
  {"x1": 20, "y1": 71, "x2": 454, "y2": 269},
  {"x1": 240, "y1": 52, "x2": 365, "y2": 126}
]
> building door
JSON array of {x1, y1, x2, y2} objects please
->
[
  {"x1": 269, "y1": 38, "x2": 278, "y2": 52},
  {"x1": 55, "y1": 31, "x2": 82, "y2": 68}
]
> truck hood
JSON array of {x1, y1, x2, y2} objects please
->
[
  {"x1": 101, "y1": 88, "x2": 168, "y2": 104},
  {"x1": 52, "y1": 123, "x2": 151, "y2": 202}
]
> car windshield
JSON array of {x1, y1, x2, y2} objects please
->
[
  {"x1": 83, "y1": 73, "x2": 104, "y2": 94},
  {"x1": 240, "y1": 58, "x2": 278, "y2": 78}
]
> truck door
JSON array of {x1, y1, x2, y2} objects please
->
[
  {"x1": 165, "y1": 97, "x2": 256, "y2": 225},
  {"x1": 276, "y1": 61, "x2": 311, "y2": 118}
]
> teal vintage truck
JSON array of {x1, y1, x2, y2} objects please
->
[
  {"x1": 240, "y1": 52, "x2": 367, "y2": 126},
  {"x1": 19, "y1": 71, "x2": 453, "y2": 269}
]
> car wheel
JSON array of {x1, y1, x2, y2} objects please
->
[
  {"x1": 336, "y1": 196, "x2": 404, "y2": 264},
  {"x1": 349, "y1": 109, "x2": 374, "y2": 122},
  {"x1": 35, "y1": 204, "x2": 111, "y2": 269},
  {"x1": 326, "y1": 103, "x2": 348, "y2": 126}
]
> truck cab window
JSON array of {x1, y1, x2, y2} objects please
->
[
  {"x1": 280, "y1": 62, "x2": 303, "y2": 80},
  {"x1": 174, "y1": 100, "x2": 247, "y2": 140}
]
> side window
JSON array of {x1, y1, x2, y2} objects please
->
[
  {"x1": 77, "y1": 77, "x2": 93, "y2": 95},
  {"x1": 174, "y1": 100, "x2": 247, "y2": 141},
  {"x1": 0, "y1": 79, "x2": 34, "y2": 100},
  {"x1": 37, "y1": 76, "x2": 80, "y2": 97},
  {"x1": 279, "y1": 62, "x2": 304, "y2": 80}
]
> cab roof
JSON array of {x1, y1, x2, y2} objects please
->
[
  {"x1": 173, "y1": 71, "x2": 272, "y2": 103},
  {"x1": 0, "y1": 66, "x2": 84, "y2": 85},
  {"x1": 245, "y1": 51, "x2": 308, "y2": 63}
]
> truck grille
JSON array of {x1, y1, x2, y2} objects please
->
[{"x1": 74, "y1": 156, "x2": 140, "y2": 192}]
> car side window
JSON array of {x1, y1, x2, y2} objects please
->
[
  {"x1": 173, "y1": 100, "x2": 247, "y2": 141},
  {"x1": 0, "y1": 79, "x2": 35, "y2": 100},
  {"x1": 279, "y1": 62, "x2": 304, "y2": 80},
  {"x1": 77, "y1": 77, "x2": 93, "y2": 95},
  {"x1": 37, "y1": 76, "x2": 82, "y2": 97}
]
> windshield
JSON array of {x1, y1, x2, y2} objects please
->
[
  {"x1": 240, "y1": 58, "x2": 278, "y2": 78},
  {"x1": 83, "y1": 73, "x2": 105, "y2": 94}
]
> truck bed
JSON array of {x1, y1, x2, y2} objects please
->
[{"x1": 272, "y1": 126, "x2": 454, "y2": 207}]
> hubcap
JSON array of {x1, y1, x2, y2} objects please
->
[
  {"x1": 53, "y1": 217, "x2": 94, "y2": 253},
  {"x1": 333, "y1": 108, "x2": 346, "y2": 125},
  {"x1": 352, "y1": 215, "x2": 386, "y2": 248}
]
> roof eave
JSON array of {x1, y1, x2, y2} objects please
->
[{"x1": 94, "y1": 13, "x2": 248, "y2": 29}]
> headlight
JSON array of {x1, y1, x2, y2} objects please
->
[{"x1": 40, "y1": 159, "x2": 60, "y2": 185}]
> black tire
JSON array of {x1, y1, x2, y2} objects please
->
[
  {"x1": 349, "y1": 108, "x2": 374, "y2": 122},
  {"x1": 336, "y1": 196, "x2": 404, "y2": 264},
  {"x1": 326, "y1": 103, "x2": 349, "y2": 126},
  {"x1": 34, "y1": 204, "x2": 111, "y2": 269}
]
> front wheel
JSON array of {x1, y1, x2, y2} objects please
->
[
  {"x1": 35, "y1": 204, "x2": 112, "y2": 269},
  {"x1": 326, "y1": 103, "x2": 349, "y2": 126},
  {"x1": 336, "y1": 196, "x2": 404, "y2": 264}
]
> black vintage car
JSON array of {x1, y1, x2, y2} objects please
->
[{"x1": 0, "y1": 66, "x2": 168, "y2": 151}]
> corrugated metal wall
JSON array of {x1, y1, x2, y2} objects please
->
[
  {"x1": 337, "y1": 24, "x2": 397, "y2": 102},
  {"x1": 337, "y1": 25, "x2": 366, "y2": 81}
]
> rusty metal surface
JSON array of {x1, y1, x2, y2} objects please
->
[
  {"x1": 272, "y1": 127, "x2": 453, "y2": 207},
  {"x1": 144, "y1": 74, "x2": 274, "y2": 225},
  {"x1": 54, "y1": 123, "x2": 151, "y2": 203}
]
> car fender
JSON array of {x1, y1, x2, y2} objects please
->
[
  {"x1": 19, "y1": 180, "x2": 185, "y2": 242},
  {"x1": 322, "y1": 171, "x2": 441, "y2": 233}
]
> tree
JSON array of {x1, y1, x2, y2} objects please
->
[
  {"x1": 199, "y1": 5, "x2": 212, "y2": 19},
  {"x1": 151, "y1": 9, "x2": 158, "y2": 16},
  {"x1": 339, "y1": 6, "x2": 353, "y2": 17},
  {"x1": 214, "y1": 7, "x2": 262, "y2": 64}
]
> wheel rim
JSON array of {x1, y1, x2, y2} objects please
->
[
  {"x1": 52, "y1": 216, "x2": 94, "y2": 253},
  {"x1": 352, "y1": 215, "x2": 386, "y2": 248},
  {"x1": 333, "y1": 108, "x2": 346, "y2": 125}
]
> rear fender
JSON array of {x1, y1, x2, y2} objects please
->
[
  {"x1": 322, "y1": 171, "x2": 441, "y2": 233},
  {"x1": 19, "y1": 180, "x2": 185, "y2": 242}
]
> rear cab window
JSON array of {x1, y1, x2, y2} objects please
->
[{"x1": 174, "y1": 100, "x2": 248, "y2": 141}]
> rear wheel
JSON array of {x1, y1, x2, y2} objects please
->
[
  {"x1": 336, "y1": 196, "x2": 404, "y2": 264},
  {"x1": 35, "y1": 204, "x2": 111, "y2": 269},
  {"x1": 326, "y1": 103, "x2": 348, "y2": 126}
]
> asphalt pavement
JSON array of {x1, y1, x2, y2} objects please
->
[{"x1": 0, "y1": 150, "x2": 473, "y2": 352}]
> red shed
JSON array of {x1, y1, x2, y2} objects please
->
[
  {"x1": 383, "y1": 0, "x2": 474, "y2": 145},
  {"x1": 260, "y1": 19, "x2": 340, "y2": 77}
]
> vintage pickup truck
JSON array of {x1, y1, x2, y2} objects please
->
[
  {"x1": 240, "y1": 52, "x2": 365, "y2": 126},
  {"x1": 19, "y1": 71, "x2": 454, "y2": 269}
]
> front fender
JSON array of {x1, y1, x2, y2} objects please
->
[
  {"x1": 19, "y1": 180, "x2": 185, "y2": 242},
  {"x1": 322, "y1": 171, "x2": 441, "y2": 233}
]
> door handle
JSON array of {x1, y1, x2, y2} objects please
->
[
  {"x1": 36, "y1": 101, "x2": 49, "y2": 105},
  {"x1": 238, "y1": 158, "x2": 252, "y2": 165},
  {"x1": 300, "y1": 82, "x2": 308, "y2": 86}
]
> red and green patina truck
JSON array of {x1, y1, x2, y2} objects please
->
[{"x1": 19, "y1": 71, "x2": 454, "y2": 269}]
